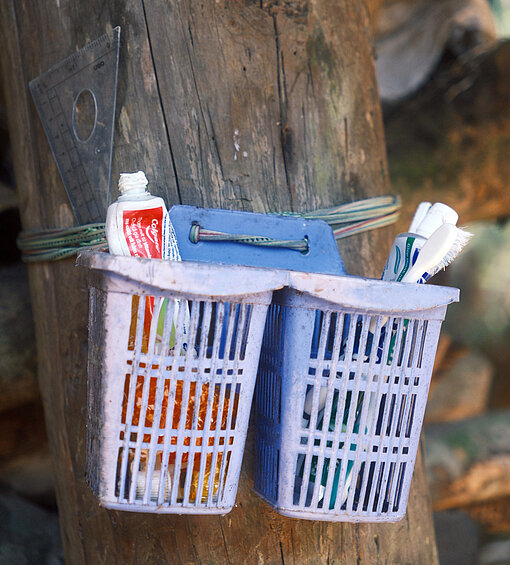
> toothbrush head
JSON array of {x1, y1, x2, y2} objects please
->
[
  {"x1": 435, "y1": 226, "x2": 473, "y2": 271},
  {"x1": 401, "y1": 223, "x2": 473, "y2": 284}
]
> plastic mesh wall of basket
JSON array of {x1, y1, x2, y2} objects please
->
[
  {"x1": 80, "y1": 252, "x2": 276, "y2": 514},
  {"x1": 254, "y1": 277, "x2": 459, "y2": 522}
]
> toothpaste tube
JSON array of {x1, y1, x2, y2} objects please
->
[
  {"x1": 105, "y1": 171, "x2": 185, "y2": 353},
  {"x1": 382, "y1": 202, "x2": 459, "y2": 282},
  {"x1": 106, "y1": 172, "x2": 168, "y2": 352},
  {"x1": 381, "y1": 232, "x2": 428, "y2": 282},
  {"x1": 106, "y1": 171, "x2": 168, "y2": 258}
]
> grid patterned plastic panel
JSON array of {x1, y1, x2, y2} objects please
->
[
  {"x1": 254, "y1": 303, "x2": 285, "y2": 501},
  {"x1": 254, "y1": 293, "x2": 444, "y2": 522},
  {"x1": 116, "y1": 297, "x2": 250, "y2": 508},
  {"x1": 81, "y1": 252, "x2": 457, "y2": 519},
  {"x1": 86, "y1": 271, "x2": 271, "y2": 514}
]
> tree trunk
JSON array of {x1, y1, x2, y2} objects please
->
[{"x1": 0, "y1": 1, "x2": 439, "y2": 563}]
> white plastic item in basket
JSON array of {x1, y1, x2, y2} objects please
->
[
  {"x1": 78, "y1": 251, "x2": 283, "y2": 514},
  {"x1": 254, "y1": 271, "x2": 459, "y2": 522}
]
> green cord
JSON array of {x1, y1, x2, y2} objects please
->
[
  {"x1": 189, "y1": 223, "x2": 309, "y2": 252},
  {"x1": 17, "y1": 195, "x2": 400, "y2": 262},
  {"x1": 17, "y1": 223, "x2": 107, "y2": 262}
]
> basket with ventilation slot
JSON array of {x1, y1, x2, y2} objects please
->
[
  {"x1": 78, "y1": 251, "x2": 282, "y2": 514},
  {"x1": 253, "y1": 271, "x2": 459, "y2": 522}
]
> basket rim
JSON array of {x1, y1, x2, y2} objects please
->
[
  {"x1": 287, "y1": 270, "x2": 459, "y2": 311},
  {"x1": 77, "y1": 251, "x2": 459, "y2": 309},
  {"x1": 77, "y1": 250, "x2": 285, "y2": 298}
]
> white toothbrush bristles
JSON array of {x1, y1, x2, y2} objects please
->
[{"x1": 434, "y1": 226, "x2": 473, "y2": 272}]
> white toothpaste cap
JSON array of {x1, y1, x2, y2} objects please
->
[
  {"x1": 118, "y1": 171, "x2": 149, "y2": 195},
  {"x1": 415, "y1": 202, "x2": 458, "y2": 238}
]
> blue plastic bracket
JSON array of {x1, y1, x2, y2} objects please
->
[{"x1": 169, "y1": 206, "x2": 346, "y2": 276}]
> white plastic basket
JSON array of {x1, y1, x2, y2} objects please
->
[
  {"x1": 254, "y1": 271, "x2": 459, "y2": 522},
  {"x1": 78, "y1": 251, "x2": 282, "y2": 514}
]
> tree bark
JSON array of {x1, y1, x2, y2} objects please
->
[{"x1": 0, "y1": 1, "x2": 439, "y2": 563}]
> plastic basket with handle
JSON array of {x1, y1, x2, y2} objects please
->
[
  {"x1": 78, "y1": 250, "x2": 284, "y2": 514},
  {"x1": 253, "y1": 271, "x2": 459, "y2": 522}
]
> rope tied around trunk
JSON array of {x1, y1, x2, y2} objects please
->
[
  {"x1": 17, "y1": 195, "x2": 401, "y2": 262},
  {"x1": 17, "y1": 223, "x2": 107, "y2": 262}
]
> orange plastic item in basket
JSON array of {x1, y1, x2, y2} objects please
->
[{"x1": 121, "y1": 372, "x2": 239, "y2": 502}]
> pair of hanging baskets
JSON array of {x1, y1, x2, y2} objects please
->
[{"x1": 78, "y1": 247, "x2": 457, "y2": 522}]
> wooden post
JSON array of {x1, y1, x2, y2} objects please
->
[{"x1": 0, "y1": 1, "x2": 439, "y2": 562}]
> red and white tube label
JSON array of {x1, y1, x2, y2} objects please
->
[
  {"x1": 121, "y1": 206, "x2": 165, "y2": 344},
  {"x1": 123, "y1": 207, "x2": 164, "y2": 259}
]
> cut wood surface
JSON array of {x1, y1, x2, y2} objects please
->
[
  {"x1": 0, "y1": 1, "x2": 439, "y2": 563},
  {"x1": 465, "y1": 495, "x2": 510, "y2": 534}
]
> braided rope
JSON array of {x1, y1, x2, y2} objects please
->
[
  {"x1": 17, "y1": 195, "x2": 401, "y2": 262},
  {"x1": 189, "y1": 224, "x2": 309, "y2": 252},
  {"x1": 17, "y1": 223, "x2": 107, "y2": 262},
  {"x1": 281, "y1": 195, "x2": 400, "y2": 224}
]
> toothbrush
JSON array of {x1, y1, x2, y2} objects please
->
[
  {"x1": 400, "y1": 223, "x2": 471, "y2": 283},
  {"x1": 384, "y1": 223, "x2": 471, "y2": 363},
  {"x1": 371, "y1": 222, "x2": 471, "y2": 333},
  {"x1": 314, "y1": 222, "x2": 472, "y2": 508}
]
